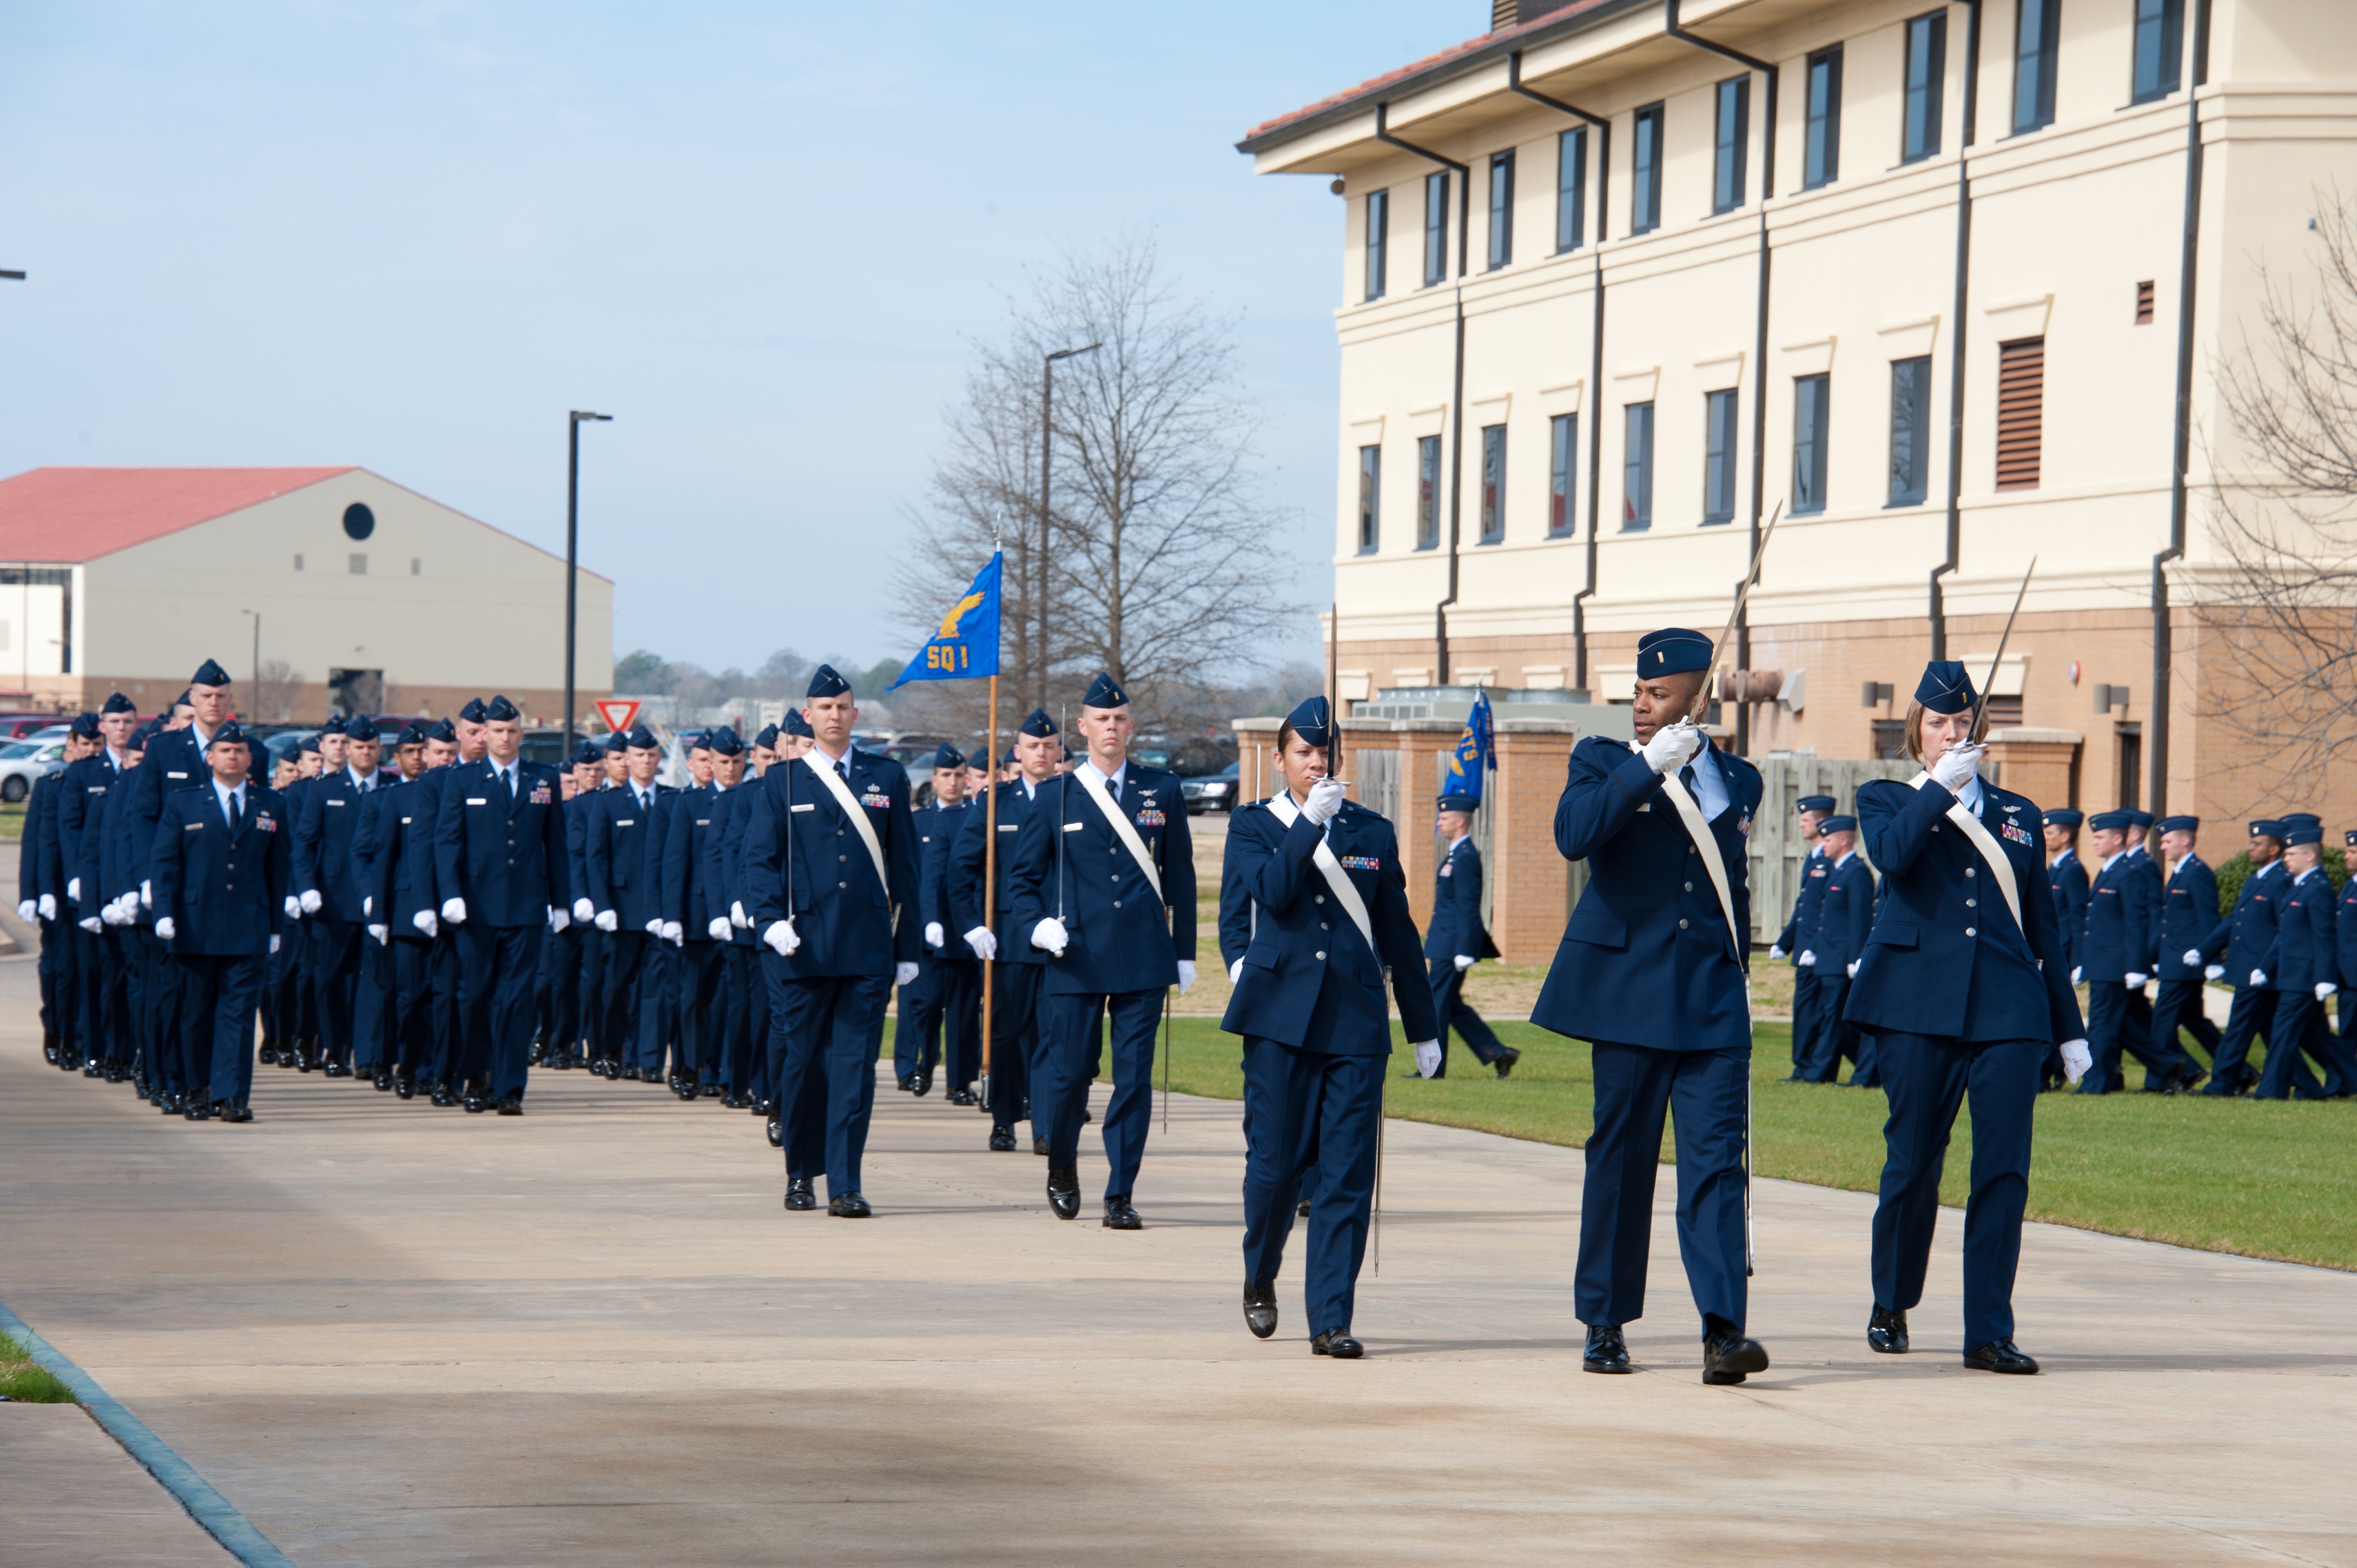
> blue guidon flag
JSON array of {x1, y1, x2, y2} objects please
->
[
  {"x1": 891, "y1": 552, "x2": 1002, "y2": 688},
  {"x1": 1441, "y1": 687, "x2": 1494, "y2": 806}
]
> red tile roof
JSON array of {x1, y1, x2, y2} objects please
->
[{"x1": 0, "y1": 466, "x2": 355, "y2": 561}]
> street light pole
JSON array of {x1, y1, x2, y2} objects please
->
[
  {"x1": 241, "y1": 610, "x2": 260, "y2": 718},
  {"x1": 565, "y1": 411, "x2": 613, "y2": 753},
  {"x1": 1036, "y1": 343, "x2": 1099, "y2": 714}
]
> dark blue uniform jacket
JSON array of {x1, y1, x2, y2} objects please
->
[
  {"x1": 2155, "y1": 853, "x2": 2221, "y2": 982},
  {"x1": 662, "y1": 781, "x2": 730, "y2": 935},
  {"x1": 585, "y1": 782, "x2": 670, "y2": 931},
  {"x1": 1423, "y1": 834, "x2": 1499, "y2": 962},
  {"x1": 435, "y1": 757, "x2": 570, "y2": 927},
  {"x1": 1005, "y1": 765, "x2": 1196, "y2": 997},
  {"x1": 2272, "y1": 869, "x2": 2338, "y2": 993},
  {"x1": 1812, "y1": 850, "x2": 1877, "y2": 972},
  {"x1": 948, "y1": 778, "x2": 1047, "y2": 967},
  {"x1": 151, "y1": 783, "x2": 290, "y2": 957},
  {"x1": 2202, "y1": 858, "x2": 2286, "y2": 981},
  {"x1": 741, "y1": 749, "x2": 920, "y2": 977},
  {"x1": 293, "y1": 769, "x2": 378, "y2": 921},
  {"x1": 2081, "y1": 851, "x2": 2160, "y2": 983}
]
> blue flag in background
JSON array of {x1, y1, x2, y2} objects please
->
[
  {"x1": 891, "y1": 552, "x2": 1001, "y2": 688},
  {"x1": 1441, "y1": 687, "x2": 1493, "y2": 804}
]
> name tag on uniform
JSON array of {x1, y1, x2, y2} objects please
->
[
  {"x1": 998, "y1": 823, "x2": 1019, "y2": 832},
  {"x1": 327, "y1": 798, "x2": 346, "y2": 807},
  {"x1": 466, "y1": 797, "x2": 488, "y2": 806},
  {"x1": 790, "y1": 803, "x2": 815, "y2": 813},
  {"x1": 167, "y1": 771, "x2": 187, "y2": 780},
  {"x1": 616, "y1": 818, "x2": 635, "y2": 827},
  {"x1": 184, "y1": 822, "x2": 203, "y2": 831},
  {"x1": 400, "y1": 816, "x2": 413, "y2": 824},
  {"x1": 1063, "y1": 822, "x2": 1084, "y2": 833},
  {"x1": 695, "y1": 818, "x2": 710, "y2": 827}
]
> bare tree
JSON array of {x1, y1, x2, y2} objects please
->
[{"x1": 246, "y1": 658, "x2": 305, "y2": 724}]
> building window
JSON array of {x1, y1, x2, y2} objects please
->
[
  {"x1": 2132, "y1": 0, "x2": 2184, "y2": 104},
  {"x1": 1871, "y1": 719, "x2": 1908, "y2": 759},
  {"x1": 1712, "y1": 78, "x2": 1749, "y2": 214},
  {"x1": 1632, "y1": 104, "x2": 1665, "y2": 235},
  {"x1": 342, "y1": 502, "x2": 375, "y2": 540},
  {"x1": 1479, "y1": 425, "x2": 1507, "y2": 543},
  {"x1": 1364, "y1": 189, "x2": 1388, "y2": 302},
  {"x1": 2013, "y1": 0, "x2": 2061, "y2": 135},
  {"x1": 349, "y1": 553, "x2": 368, "y2": 575},
  {"x1": 1556, "y1": 127, "x2": 1587, "y2": 252},
  {"x1": 1623, "y1": 401, "x2": 1655, "y2": 530},
  {"x1": 1356, "y1": 446, "x2": 1382, "y2": 554},
  {"x1": 1548, "y1": 413, "x2": 1577, "y2": 537},
  {"x1": 1703, "y1": 389, "x2": 1740, "y2": 525},
  {"x1": 1889, "y1": 355, "x2": 1933, "y2": 505},
  {"x1": 1985, "y1": 693, "x2": 2025, "y2": 728},
  {"x1": 2135, "y1": 279, "x2": 2156, "y2": 324},
  {"x1": 1996, "y1": 337, "x2": 2045, "y2": 490},
  {"x1": 1424, "y1": 171, "x2": 1449, "y2": 286},
  {"x1": 1487, "y1": 151, "x2": 1515, "y2": 270},
  {"x1": 1902, "y1": 12, "x2": 1946, "y2": 163},
  {"x1": 1416, "y1": 435, "x2": 1442, "y2": 549},
  {"x1": 1793, "y1": 374, "x2": 1830, "y2": 515},
  {"x1": 1804, "y1": 47, "x2": 1843, "y2": 189}
]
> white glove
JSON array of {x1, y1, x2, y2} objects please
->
[
  {"x1": 594, "y1": 909, "x2": 617, "y2": 933},
  {"x1": 300, "y1": 888, "x2": 323, "y2": 915},
  {"x1": 549, "y1": 905, "x2": 570, "y2": 932},
  {"x1": 896, "y1": 961, "x2": 920, "y2": 987},
  {"x1": 1176, "y1": 960, "x2": 1196, "y2": 996},
  {"x1": 2058, "y1": 1038, "x2": 2092, "y2": 1084},
  {"x1": 141, "y1": 880, "x2": 151, "y2": 909},
  {"x1": 101, "y1": 897, "x2": 130, "y2": 926},
  {"x1": 2071, "y1": 966, "x2": 2082, "y2": 986},
  {"x1": 368, "y1": 923, "x2": 389, "y2": 943},
  {"x1": 66, "y1": 876, "x2": 79, "y2": 903},
  {"x1": 155, "y1": 916, "x2": 175, "y2": 941},
  {"x1": 37, "y1": 894, "x2": 55, "y2": 921},
  {"x1": 362, "y1": 895, "x2": 372, "y2": 916},
  {"x1": 1797, "y1": 950, "x2": 1817, "y2": 967},
  {"x1": 1032, "y1": 916, "x2": 1069, "y2": 955},
  {"x1": 2318, "y1": 982, "x2": 2339, "y2": 1000},
  {"x1": 662, "y1": 920, "x2": 683, "y2": 947},
  {"x1": 270, "y1": 933, "x2": 281, "y2": 955},
  {"x1": 925, "y1": 921, "x2": 944, "y2": 950},
  {"x1": 2125, "y1": 971, "x2": 2148, "y2": 988},
  {"x1": 1846, "y1": 961, "x2": 1859, "y2": 978},
  {"x1": 764, "y1": 918, "x2": 799, "y2": 956},
  {"x1": 78, "y1": 916, "x2": 101, "y2": 933},
  {"x1": 1301, "y1": 775, "x2": 1347, "y2": 826},
  {"x1": 1413, "y1": 1039, "x2": 1443, "y2": 1078},
  {"x1": 1928, "y1": 742, "x2": 1983, "y2": 792},
  {"x1": 964, "y1": 925, "x2": 997, "y2": 961},
  {"x1": 1640, "y1": 719, "x2": 1704, "y2": 775},
  {"x1": 644, "y1": 917, "x2": 662, "y2": 936},
  {"x1": 2251, "y1": 969, "x2": 2268, "y2": 987},
  {"x1": 731, "y1": 899, "x2": 749, "y2": 929},
  {"x1": 441, "y1": 896, "x2": 467, "y2": 925},
  {"x1": 2182, "y1": 948, "x2": 2202, "y2": 968},
  {"x1": 2205, "y1": 964, "x2": 2225, "y2": 981},
  {"x1": 573, "y1": 897, "x2": 595, "y2": 922},
  {"x1": 1229, "y1": 956, "x2": 1244, "y2": 983},
  {"x1": 413, "y1": 909, "x2": 439, "y2": 937},
  {"x1": 16, "y1": 900, "x2": 33, "y2": 922},
  {"x1": 283, "y1": 895, "x2": 302, "y2": 920},
  {"x1": 708, "y1": 916, "x2": 732, "y2": 942},
  {"x1": 1768, "y1": 944, "x2": 1785, "y2": 960}
]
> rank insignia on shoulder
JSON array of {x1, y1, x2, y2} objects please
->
[
  {"x1": 1134, "y1": 808, "x2": 1166, "y2": 827},
  {"x1": 1339, "y1": 854, "x2": 1381, "y2": 871},
  {"x1": 2001, "y1": 822, "x2": 2034, "y2": 845}
]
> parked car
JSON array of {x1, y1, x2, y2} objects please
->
[
  {"x1": 0, "y1": 737, "x2": 68, "y2": 802},
  {"x1": 0, "y1": 713, "x2": 66, "y2": 741},
  {"x1": 1181, "y1": 761, "x2": 1240, "y2": 816}
]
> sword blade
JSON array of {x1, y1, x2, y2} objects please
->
[
  {"x1": 1969, "y1": 558, "x2": 2038, "y2": 742},
  {"x1": 1692, "y1": 501, "x2": 1787, "y2": 721}
]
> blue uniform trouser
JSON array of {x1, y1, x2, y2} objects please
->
[
  {"x1": 36, "y1": 915, "x2": 60, "y2": 1043},
  {"x1": 1428, "y1": 958, "x2": 1504, "y2": 1071},
  {"x1": 130, "y1": 927, "x2": 178, "y2": 1096},
  {"x1": 1576, "y1": 1040, "x2": 1751, "y2": 1333},
  {"x1": 1870, "y1": 1032, "x2": 2042, "y2": 1353},
  {"x1": 542, "y1": 925, "x2": 584, "y2": 1064},
  {"x1": 71, "y1": 922, "x2": 111, "y2": 1064},
  {"x1": 937, "y1": 957, "x2": 981, "y2": 1094},
  {"x1": 578, "y1": 927, "x2": 609, "y2": 1064},
  {"x1": 600, "y1": 929, "x2": 651, "y2": 1071},
  {"x1": 2253, "y1": 991, "x2": 2355, "y2": 1098},
  {"x1": 892, "y1": 952, "x2": 943, "y2": 1084},
  {"x1": 458, "y1": 922, "x2": 544, "y2": 1101},
  {"x1": 100, "y1": 926, "x2": 136, "y2": 1067},
  {"x1": 310, "y1": 919, "x2": 362, "y2": 1064},
  {"x1": 1240, "y1": 1038, "x2": 1385, "y2": 1335},
  {"x1": 1040, "y1": 988, "x2": 1162, "y2": 1199},
  {"x1": 389, "y1": 936, "x2": 436, "y2": 1076},
  {"x1": 984, "y1": 961, "x2": 1041, "y2": 1134},
  {"x1": 430, "y1": 932, "x2": 465, "y2": 1086},
  {"x1": 718, "y1": 943, "x2": 759, "y2": 1095},
  {"x1": 677, "y1": 938, "x2": 727, "y2": 1085},
  {"x1": 352, "y1": 929, "x2": 393, "y2": 1071},
  {"x1": 638, "y1": 937, "x2": 678, "y2": 1079},
  {"x1": 2150, "y1": 978, "x2": 2221, "y2": 1073},
  {"x1": 178, "y1": 952, "x2": 264, "y2": 1108},
  {"x1": 766, "y1": 965, "x2": 886, "y2": 1194},
  {"x1": 2202, "y1": 985, "x2": 2274, "y2": 1094},
  {"x1": 2085, "y1": 981, "x2": 2194, "y2": 1092},
  {"x1": 1787, "y1": 966, "x2": 1826, "y2": 1077}
]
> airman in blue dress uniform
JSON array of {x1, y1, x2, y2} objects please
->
[
  {"x1": 1219, "y1": 697, "x2": 1439, "y2": 1356},
  {"x1": 1792, "y1": 814, "x2": 1877, "y2": 1083},
  {"x1": 1005, "y1": 672, "x2": 1197, "y2": 1229},
  {"x1": 371, "y1": 719, "x2": 459, "y2": 1099},
  {"x1": 2198, "y1": 819, "x2": 2287, "y2": 1095},
  {"x1": 2339, "y1": 829, "x2": 2357, "y2": 1074},
  {"x1": 2147, "y1": 814, "x2": 2219, "y2": 1091},
  {"x1": 667, "y1": 725, "x2": 742, "y2": 1098},
  {"x1": 1771, "y1": 794, "x2": 1835, "y2": 1079},
  {"x1": 895, "y1": 743, "x2": 972, "y2": 1097},
  {"x1": 1844, "y1": 661, "x2": 2087, "y2": 1374},
  {"x1": 1423, "y1": 792, "x2": 1514, "y2": 1077},
  {"x1": 2253, "y1": 822, "x2": 2353, "y2": 1098},
  {"x1": 584, "y1": 725, "x2": 670, "y2": 1082},
  {"x1": 709, "y1": 724, "x2": 779, "y2": 1120},
  {"x1": 950, "y1": 710, "x2": 1062, "y2": 1154},
  {"x1": 60, "y1": 697, "x2": 137, "y2": 1076},
  {"x1": 1531, "y1": 628, "x2": 1770, "y2": 1385},
  {"x1": 2075, "y1": 809, "x2": 2198, "y2": 1094},
  {"x1": 292, "y1": 714, "x2": 379, "y2": 1079}
]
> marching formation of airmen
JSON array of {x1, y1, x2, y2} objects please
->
[{"x1": 33, "y1": 634, "x2": 2257, "y2": 1378}]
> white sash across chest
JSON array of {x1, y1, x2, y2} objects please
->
[
  {"x1": 803, "y1": 753, "x2": 889, "y2": 892},
  {"x1": 1263, "y1": 792, "x2": 1376, "y2": 951}
]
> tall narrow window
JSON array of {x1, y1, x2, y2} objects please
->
[
  {"x1": 1703, "y1": 389, "x2": 1740, "y2": 525},
  {"x1": 1416, "y1": 435, "x2": 1442, "y2": 549},
  {"x1": 1363, "y1": 189, "x2": 1388, "y2": 302},
  {"x1": 1487, "y1": 151, "x2": 1515, "y2": 270},
  {"x1": 1357, "y1": 446, "x2": 1382, "y2": 554},
  {"x1": 1996, "y1": 337, "x2": 2046, "y2": 490},
  {"x1": 1424, "y1": 171, "x2": 1449, "y2": 287},
  {"x1": 1902, "y1": 12, "x2": 1947, "y2": 163},
  {"x1": 1804, "y1": 47, "x2": 1843, "y2": 189},
  {"x1": 2013, "y1": 0, "x2": 2061, "y2": 135},
  {"x1": 1548, "y1": 414, "x2": 1578, "y2": 536},
  {"x1": 1479, "y1": 425, "x2": 1507, "y2": 543},
  {"x1": 1632, "y1": 104, "x2": 1665, "y2": 235},
  {"x1": 1556, "y1": 127, "x2": 1587, "y2": 252},
  {"x1": 1713, "y1": 78, "x2": 1749, "y2": 214},
  {"x1": 1623, "y1": 402, "x2": 1655, "y2": 530},
  {"x1": 2132, "y1": 0, "x2": 2184, "y2": 102},
  {"x1": 1793, "y1": 374, "x2": 1830, "y2": 515},
  {"x1": 1889, "y1": 355, "x2": 1933, "y2": 504}
]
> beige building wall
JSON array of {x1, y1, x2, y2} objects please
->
[{"x1": 1255, "y1": 0, "x2": 2357, "y2": 826}]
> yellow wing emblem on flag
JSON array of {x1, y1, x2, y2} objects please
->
[{"x1": 938, "y1": 591, "x2": 986, "y2": 638}]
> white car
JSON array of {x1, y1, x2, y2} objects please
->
[{"x1": 0, "y1": 737, "x2": 68, "y2": 803}]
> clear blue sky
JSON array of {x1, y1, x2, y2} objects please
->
[{"x1": 0, "y1": 1, "x2": 1462, "y2": 673}]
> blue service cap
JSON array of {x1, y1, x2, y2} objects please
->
[
  {"x1": 1436, "y1": 793, "x2": 1477, "y2": 813},
  {"x1": 1284, "y1": 695, "x2": 1335, "y2": 749},
  {"x1": 189, "y1": 658, "x2": 232, "y2": 687},
  {"x1": 708, "y1": 727, "x2": 745, "y2": 757},
  {"x1": 100, "y1": 692, "x2": 136, "y2": 715},
  {"x1": 1637, "y1": 627, "x2": 1712, "y2": 679},
  {"x1": 1819, "y1": 814, "x2": 1858, "y2": 834},
  {"x1": 485, "y1": 694, "x2": 521, "y2": 723},
  {"x1": 1083, "y1": 672, "x2": 1129, "y2": 709},
  {"x1": 603, "y1": 730, "x2": 629, "y2": 754},
  {"x1": 2249, "y1": 818, "x2": 2285, "y2": 838},
  {"x1": 782, "y1": 708, "x2": 814, "y2": 739},
  {"x1": 625, "y1": 725, "x2": 659, "y2": 750},
  {"x1": 316, "y1": 714, "x2": 348, "y2": 738},
  {"x1": 1018, "y1": 707, "x2": 1058, "y2": 738},
  {"x1": 2346, "y1": 829, "x2": 2357, "y2": 849},
  {"x1": 397, "y1": 721, "x2": 429, "y2": 746},
  {"x1": 1915, "y1": 660, "x2": 1977, "y2": 715},
  {"x1": 172, "y1": 688, "x2": 193, "y2": 709},
  {"x1": 425, "y1": 718, "x2": 458, "y2": 744},
  {"x1": 2279, "y1": 812, "x2": 2322, "y2": 829},
  {"x1": 753, "y1": 723, "x2": 780, "y2": 750},
  {"x1": 209, "y1": 721, "x2": 250, "y2": 750},
  {"x1": 807, "y1": 663, "x2": 851, "y2": 699},
  {"x1": 2155, "y1": 814, "x2": 2198, "y2": 835},
  {"x1": 929, "y1": 742, "x2": 965, "y2": 770},
  {"x1": 68, "y1": 711, "x2": 99, "y2": 739},
  {"x1": 2044, "y1": 808, "x2": 2083, "y2": 828},
  {"x1": 2090, "y1": 809, "x2": 2134, "y2": 833},
  {"x1": 457, "y1": 697, "x2": 490, "y2": 724},
  {"x1": 568, "y1": 741, "x2": 603, "y2": 766},
  {"x1": 1796, "y1": 794, "x2": 1836, "y2": 813},
  {"x1": 2285, "y1": 822, "x2": 2324, "y2": 847},
  {"x1": 2126, "y1": 809, "x2": 2154, "y2": 828}
]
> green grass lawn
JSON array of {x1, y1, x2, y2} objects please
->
[
  {"x1": 0, "y1": 802, "x2": 24, "y2": 841},
  {"x1": 1150, "y1": 1018, "x2": 2357, "y2": 1273},
  {"x1": 0, "y1": 1331, "x2": 75, "y2": 1403}
]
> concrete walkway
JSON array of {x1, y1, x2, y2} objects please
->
[{"x1": 0, "y1": 954, "x2": 2350, "y2": 1568}]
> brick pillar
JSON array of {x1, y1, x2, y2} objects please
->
[
  {"x1": 1983, "y1": 726, "x2": 2083, "y2": 809},
  {"x1": 1490, "y1": 719, "x2": 1578, "y2": 964},
  {"x1": 1232, "y1": 717, "x2": 1281, "y2": 803}
]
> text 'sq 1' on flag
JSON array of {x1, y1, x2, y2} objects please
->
[
  {"x1": 1440, "y1": 687, "x2": 1494, "y2": 807},
  {"x1": 890, "y1": 552, "x2": 1002, "y2": 688}
]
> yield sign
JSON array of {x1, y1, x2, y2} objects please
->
[{"x1": 594, "y1": 698, "x2": 641, "y2": 735}]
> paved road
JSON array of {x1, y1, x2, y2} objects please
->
[{"x1": 0, "y1": 949, "x2": 2349, "y2": 1567}]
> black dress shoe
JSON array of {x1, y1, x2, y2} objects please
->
[
  {"x1": 765, "y1": 1117, "x2": 783, "y2": 1148},
  {"x1": 723, "y1": 1093, "x2": 748, "y2": 1110},
  {"x1": 828, "y1": 1192, "x2": 873, "y2": 1218},
  {"x1": 220, "y1": 1102, "x2": 253, "y2": 1124},
  {"x1": 2174, "y1": 1066, "x2": 2208, "y2": 1095},
  {"x1": 897, "y1": 1075, "x2": 917, "y2": 1093},
  {"x1": 1102, "y1": 1195, "x2": 1142, "y2": 1230},
  {"x1": 1868, "y1": 1306, "x2": 1909, "y2": 1354},
  {"x1": 326, "y1": 1061, "x2": 354, "y2": 1079},
  {"x1": 1702, "y1": 1325, "x2": 1771, "y2": 1386},
  {"x1": 1047, "y1": 1166, "x2": 1080, "y2": 1221},
  {"x1": 1243, "y1": 1282, "x2": 1278, "y2": 1340},
  {"x1": 394, "y1": 1074, "x2": 415, "y2": 1100},
  {"x1": 496, "y1": 1093, "x2": 523, "y2": 1116},
  {"x1": 1296, "y1": 1198, "x2": 1312, "y2": 1218},
  {"x1": 1494, "y1": 1046, "x2": 1522, "y2": 1079},
  {"x1": 429, "y1": 1083, "x2": 455, "y2": 1107},
  {"x1": 1310, "y1": 1329, "x2": 1363, "y2": 1359},
  {"x1": 784, "y1": 1178, "x2": 817, "y2": 1211},
  {"x1": 948, "y1": 1089, "x2": 975, "y2": 1107},
  {"x1": 622, "y1": 1065, "x2": 642, "y2": 1081},
  {"x1": 295, "y1": 1053, "x2": 316, "y2": 1072},
  {"x1": 258, "y1": 1046, "x2": 279, "y2": 1066},
  {"x1": 989, "y1": 1127, "x2": 1017, "y2": 1151},
  {"x1": 1032, "y1": 1136, "x2": 1049, "y2": 1157},
  {"x1": 276, "y1": 1051, "x2": 299, "y2": 1069},
  {"x1": 1583, "y1": 1324, "x2": 1632, "y2": 1374},
  {"x1": 913, "y1": 1071, "x2": 933, "y2": 1098},
  {"x1": 463, "y1": 1085, "x2": 488, "y2": 1112},
  {"x1": 1963, "y1": 1338, "x2": 2040, "y2": 1374},
  {"x1": 183, "y1": 1099, "x2": 212, "y2": 1121},
  {"x1": 43, "y1": 1033, "x2": 58, "y2": 1064},
  {"x1": 373, "y1": 1070, "x2": 394, "y2": 1092}
]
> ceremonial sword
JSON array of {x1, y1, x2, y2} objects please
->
[{"x1": 1968, "y1": 558, "x2": 2038, "y2": 745}]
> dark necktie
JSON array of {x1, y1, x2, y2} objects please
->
[
  {"x1": 1679, "y1": 762, "x2": 1697, "y2": 798},
  {"x1": 226, "y1": 791, "x2": 241, "y2": 833}
]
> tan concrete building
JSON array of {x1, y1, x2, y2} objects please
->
[
  {"x1": 1242, "y1": 0, "x2": 2357, "y2": 826},
  {"x1": 0, "y1": 467, "x2": 613, "y2": 724}
]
